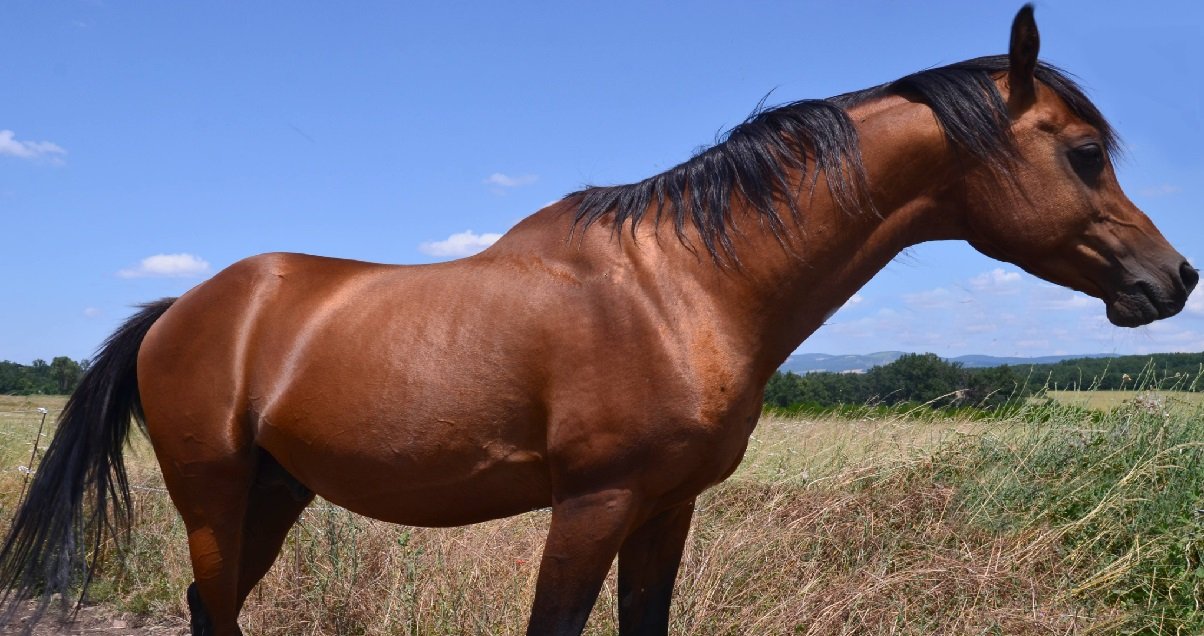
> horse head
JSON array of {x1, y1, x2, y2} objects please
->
[{"x1": 962, "y1": 6, "x2": 1197, "y2": 327}]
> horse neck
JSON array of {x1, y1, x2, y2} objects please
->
[{"x1": 690, "y1": 95, "x2": 968, "y2": 377}]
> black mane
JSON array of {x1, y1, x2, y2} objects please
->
[{"x1": 570, "y1": 55, "x2": 1116, "y2": 262}]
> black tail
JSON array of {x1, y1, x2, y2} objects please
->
[{"x1": 0, "y1": 298, "x2": 176, "y2": 630}]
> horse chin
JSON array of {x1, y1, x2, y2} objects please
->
[
  {"x1": 1106, "y1": 303, "x2": 1156, "y2": 328},
  {"x1": 1105, "y1": 285, "x2": 1180, "y2": 327}
]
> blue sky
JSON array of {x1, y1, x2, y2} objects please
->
[{"x1": 1, "y1": 2, "x2": 1200, "y2": 363}]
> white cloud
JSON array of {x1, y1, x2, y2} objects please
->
[
  {"x1": 1032, "y1": 288, "x2": 1094, "y2": 311},
  {"x1": 1139, "y1": 184, "x2": 1182, "y2": 197},
  {"x1": 903, "y1": 287, "x2": 958, "y2": 310},
  {"x1": 419, "y1": 230, "x2": 502, "y2": 258},
  {"x1": 1137, "y1": 322, "x2": 1204, "y2": 350},
  {"x1": 969, "y1": 268, "x2": 1021, "y2": 293},
  {"x1": 82, "y1": 307, "x2": 102, "y2": 318},
  {"x1": 1187, "y1": 291, "x2": 1204, "y2": 317},
  {"x1": 1014, "y1": 338, "x2": 1052, "y2": 350},
  {"x1": 118, "y1": 253, "x2": 211, "y2": 278},
  {"x1": 807, "y1": 252, "x2": 1204, "y2": 357},
  {"x1": 0, "y1": 130, "x2": 67, "y2": 163},
  {"x1": 483, "y1": 173, "x2": 538, "y2": 188}
]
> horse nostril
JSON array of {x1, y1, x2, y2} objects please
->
[{"x1": 1182, "y1": 261, "x2": 1200, "y2": 294}]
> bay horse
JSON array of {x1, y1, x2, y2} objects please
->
[{"x1": 1, "y1": 6, "x2": 1197, "y2": 635}]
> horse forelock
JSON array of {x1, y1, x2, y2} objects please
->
[{"x1": 570, "y1": 54, "x2": 1115, "y2": 264}]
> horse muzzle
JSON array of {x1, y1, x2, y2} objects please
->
[{"x1": 1105, "y1": 260, "x2": 1199, "y2": 327}]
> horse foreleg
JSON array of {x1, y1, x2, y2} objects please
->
[
  {"x1": 617, "y1": 500, "x2": 694, "y2": 636},
  {"x1": 526, "y1": 489, "x2": 640, "y2": 636}
]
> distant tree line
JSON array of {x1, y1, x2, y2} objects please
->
[
  {"x1": 1031, "y1": 352, "x2": 1204, "y2": 391},
  {"x1": 765, "y1": 352, "x2": 1204, "y2": 410},
  {"x1": 0, "y1": 357, "x2": 89, "y2": 395}
]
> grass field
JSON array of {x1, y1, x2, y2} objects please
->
[
  {"x1": 1043, "y1": 389, "x2": 1204, "y2": 412},
  {"x1": 2, "y1": 392, "x2": 1203, "y2": 634}
]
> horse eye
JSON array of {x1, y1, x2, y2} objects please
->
[{"x1": 1068, "y1": 142, "x2": 1105, "y2": 183}]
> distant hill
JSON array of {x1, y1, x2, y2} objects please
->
[
  {"x1": 949, "y1": 353, "x2": 1114, "y2": 368},
  {"x1": 780, "y1": 352, "x2": 907, "y2": 374},
  {"x1": 780, "y1": 351, "x2": 1113, "y2": 374}
]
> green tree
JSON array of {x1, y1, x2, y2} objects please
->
[
  {"x1": 27, "y1": 359, "x2": 53, "y2": 393},
  {"x1": 50, "y1": 356, "x2": 82, "y2": 394},
  {"x1": 867, "y1": 353, "x2": 963, "y2": 405},
  {"x1": 964, "y1": 364, "x2": 1022, "y2": 408},
  {"x1": 763, "y1": 371, "x2": 799, "y2": 407}
]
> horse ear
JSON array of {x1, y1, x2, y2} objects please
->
[{"x1": 1008, "y1": 4, "x2": 1039, "y2": 111}]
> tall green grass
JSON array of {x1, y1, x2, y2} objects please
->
[{"x1": 943, "y1": 390, "x2": 1204, "y2": 634}]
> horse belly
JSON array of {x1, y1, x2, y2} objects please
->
[{"x1": 257, "y1": 416, "x2": 553, "y2": 527}]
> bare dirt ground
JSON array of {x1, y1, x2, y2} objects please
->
[{"x1": 0, "y1": 603, "x2": 187, "y2": 635}]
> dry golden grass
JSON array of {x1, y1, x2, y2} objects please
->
[
  {"x1": 0, "y1": 399, "x2": 1115, "y2": 635},
  {"x1": 739, "y1": 413, "x2": 989, "y2": 481},
  {"x1": 0, "y1": 396, "x2": 67, "y2": 527}
]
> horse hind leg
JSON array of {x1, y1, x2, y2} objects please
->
[
  {"x1": 235, "y1": 450, "x2": 314, "y2": 605},
  {"x1": 187, "y1": 582, "x2": 214, "y2": 635},
  {"x1": 158, "y1": 444, "x2": 311, "y2": 636},
  {"x1": 163, "y1": 455, "x2": 254, "y2": 636}
]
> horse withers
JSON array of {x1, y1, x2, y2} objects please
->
[{"x1": 1, "y1": 6, "x2": 1196, "y2": 636}]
